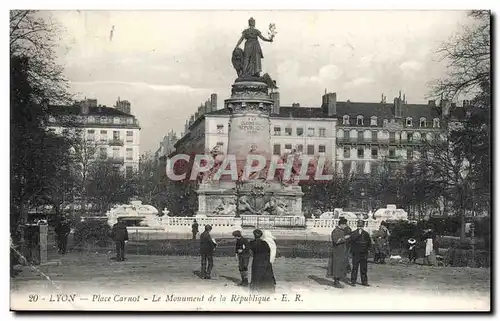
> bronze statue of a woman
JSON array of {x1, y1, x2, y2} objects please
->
[{"x1": 233, "y1": 17, "x2": 274, "y2": 78}]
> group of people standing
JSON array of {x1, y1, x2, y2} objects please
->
[
  {"x1": 327, "y1": 218, "x2": 373, "y2": 288},
  {"x1": 198, "y1": 224, "x2": 277, "y2": 292}
]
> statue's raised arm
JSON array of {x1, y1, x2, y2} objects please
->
[{"x1": 232, "y1": 18, "x2": 276, "y2": 79}]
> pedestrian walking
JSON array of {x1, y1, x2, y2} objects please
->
[
  {"x1": 326, "y1": 217, "x2": 349, "y2": 288},
  {"x1": 349, "y1": 220, "x2": 372, "y2": 286},
  {"x1": 199, "y1": 225, "x2": 217, "y2": 279},
  {"x1": 249, "y1": 229, "x2": 276, "y2": 292},
  {"x1": 232, "y1": 230, "x2": 251, "y2": 286},
  {"x1": 111, "y1": 219, "x2": 129, "y2": 261},
  {"x1": 55, "y1": 216, "x2": 71, "y2": 255},
  {"x1": 192, "y1": 220, "x2": 199, "y2": 240}
]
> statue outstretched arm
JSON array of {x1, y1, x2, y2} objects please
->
[
  {"x1": 258, "y1": 33, "x2": 273, "y2": 42},
  {"x1": 235, "y1": 35, "x2": 245, "y2": 49}
]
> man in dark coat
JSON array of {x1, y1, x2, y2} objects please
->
[
  {"x1": 111, "y1": 218, "x2": 129, "y2": 261},
  {"x1": 349, "y1": 220, "x2": 372, "y2": 286},
  {"x1": 192, "y1": 220, "x2": 199, "y2": 240},
  {"x1": 233, "y1": 230, "x2": 251, "y2": 286},
  {"x1": 340, "y1": 216, "x2": 353, "y2": 274},
  {"x1": 326, "y1": 218, "x2": 349, "y2": 288},
  {"x1": 249, "y1": 229, "x2": 276, "y2": 292},
  {"x1": 199, "y1": 225, "x2": 217, "y2": 279},
  {"x1": 55, "y1": 216, "x2": 71, "y2": 254}
]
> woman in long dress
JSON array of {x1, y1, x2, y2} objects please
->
[
  {"x1": 234, "y1": 17, "x2": 274, "y2": 78},
  {"x1": 249, "y1": 229, "x2": 276, "y2": 292}
]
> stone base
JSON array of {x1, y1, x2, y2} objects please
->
[{"x1": 196, "y1": 180, "x2": 304, "y2": 217}]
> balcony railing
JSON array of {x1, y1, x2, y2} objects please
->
[{"x1": 109, "y1": 139, "x2": 124, "y2": 146}]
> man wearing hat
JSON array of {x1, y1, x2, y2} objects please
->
[
  {"x1": 199, "y1": 225, "x2": 217, "y2": 279},
  {"x1": 326, "y1": 217, "x2": 349, "y2": 288},
  {"x1": 348, "y1": 220, "x2": 372, "y2": 286},
  {"x1": 233, "y1": 230, "x2": 251, "y2": 286}
]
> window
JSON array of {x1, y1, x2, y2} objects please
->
[
  {"x1": 407, "y1": 148, "x2": 413, "y2": 160},
  {"x1": 433, "y1": 118, "x2": 440, "y2": 128},
  {"x1": 216, "y1": 141, "x2": 224, "y2": 146},
  {"x1": 297, "y1": 144, "x2": 303, "y2": 153},
  {"x1": 100, "y1": 130, "x2": 107, "y2": 141},
  {"x1": 273, "y1": 126, "x2": 281, "y2": 136},
  {"x1": 357, "y1": 148, "x2": 364, "y2": 159},
  {"x1": 285, "y1": 127, "x2": 292, "y2": 136},
  {"x1": 372, "y1": 131, "x2": 378, "y2": 142},
  {"x1": 407, "y1": 132, "x2": 413, "y2": 142},
  {"x1": 370, "y1": 116, "x2": 377, "y2": 126},
  {"x1": 273, "y1": 144, "x2": 281, "y2": 155},
  {"x1": 296, "y1": 128, "x2": 304, "y2": 136},
  {"x1": 343, "y1": 161, "x2": 352, "y2": 175},
  {"x1": 285, "y1": 144, "x2": 292, "y2": 152},
  {"x1": 389, "y1": 148, "x2": 396, "y2": 158},
  {"x1": 357, "y1": 131, "x2": 364, "y2": 142},
  {"x1": 127, "y1": 118, "x2": 133, "y2": 124},
  {"x1": 217, "y1": 124, "x2": 224, "y2": 133},
  {"x1": 344, "y1": 130, "x2": 350, "y2": 140},
  {"x1": 99, "y1": 147, "x2": 107, "y2": 159},
  {"x1": 370, "y1": 162, "x2": 379, "y2": 174},
  {"x1": 126, "y1": 148, "x2": 133, "y2": 160},
  {"x1": 113, "y1": 117, "x2": 120, "y2": 124},
  {"x1": 308, "y1": 128, "x2": 315, "y2": 136},
  {"x1": 357, "y1": 115, "x2": 364, "y2": 126},
  {"x1": 126, "y1": 166, "x2": 134, "y2": 177},
  {"x1": 318, "y1": 145, "x2": 326, "y2": 153},
  {"x1": 420, "y1": 117, "x2": 427, "y2": 128},
  {"x1": 307, "y1": 145, "x2": 314, "y2": 155},
  {"x1": 389, "y1": 132, "x2": 396, "y2": 143},
  {"x1": 319, "y1": 128, "x2": 326, "y2": 137},
  {"x1": 343, "y1": 147, "x2": 351, "y2": 158},
  {"x1": 406, "y1": 117, "x2": 413, "y2": 127},
  {"x1": 113, "y1": 147, "x2": 120, "y2": 158},
  {"x1": 87, "y1": 129, "x2": 95, "y2": 135},
  {"x1": 113, "y1": 131, "x2": 120, "y2": 140},
  {"x1": 383, "y1": 119, "x2": 389, "y2": 126},
  {"x1": 126, "y1": 131, "x2": 133, "y2": 142},
  {"x1": 100, "y1": 117, "x2": 107, "y2": 124},
  {"x1": 88, "y1": 116, "x2": 95, "y2": 123},
  {"x1": 343, "y1": 115, "x2": 350, "y2": 125},
  {"x1": 371, "y1": 148, "x2": 378, "y2": 159},
  {"x1": 356, "y1": 161, "x2": 364, "y2": 174}
]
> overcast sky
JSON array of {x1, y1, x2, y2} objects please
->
[{"x1": 49, "y1": 10, "x2": 471, "y2": 153}]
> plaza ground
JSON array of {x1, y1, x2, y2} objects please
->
[{"x1": 10, "y1": 249, "x2": 490, "y2": 311}]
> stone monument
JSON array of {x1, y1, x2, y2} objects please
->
[{"x1": 196, "y1": 18, "x2": 303, "y2": 218}]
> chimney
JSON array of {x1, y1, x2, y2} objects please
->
[
  {"x1": 393, "y1": 97, "x2": 402, "y2": 118},
  {"x1": 210, "y1": 93, "x2": 218, "y2": 111},
  {"x1": 327, "y1": 93, "x2": 337, "y2": 116},
  {"x1": 270, "y1": 92, "x2": 280, "y2": 114},
  {"x1": 292, "y1": 103, "x2": 300, "y2": 107},
  {"x1": 184, "y1": 120, "x2": 188, "y2": 134},
  {"x1": 81, "y1": 99, "x2": 90, "y2": 115},
  {"x1": 428, "y1": 100, "x2": 436, "y2": 107},
  {"x1": 441, "y1": 99, "x2": 451, "y2": 117},
  {"x1": 204, "y1": 101, "x2": 210, "y2": 114}
]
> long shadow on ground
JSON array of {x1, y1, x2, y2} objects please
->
[{"x1": 220, "y1": 275, "x2": 241, "y2": 285}]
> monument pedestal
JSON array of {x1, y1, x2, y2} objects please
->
[{"x1": 196, "y1": 77, "x2": 304, "y2": 221}]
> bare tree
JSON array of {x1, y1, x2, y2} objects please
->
[
  {"x1": 433, "y1": 10, "x2": 490, "y2": 100},
  {"x1": 10, "y1": 10, "x2": 70, "y2": 104}
]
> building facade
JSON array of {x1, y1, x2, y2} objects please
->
[
  {"x1": 173, "y1": 91, "x2": 465, "y2": 178},
  {"x1": 47, "y1": 98, "x2": 141, "y2": 176}
]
